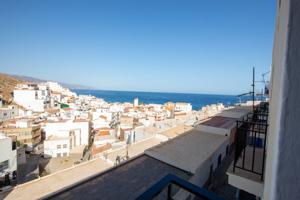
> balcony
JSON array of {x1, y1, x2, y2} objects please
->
[{"x1": 227, "y1": 103, "x2": 269, "y2": 197}]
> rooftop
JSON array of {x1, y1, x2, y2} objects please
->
[
  {"x1": 44, "y1": 155, "x2": 190, "y2": 200},
  {"x1": 145, "y1": 129, "x2": 228, "y2": 173},
  {"x1": 105, "y1": 136, "x2": 163, "y2": 163},
  {"x1": 200, "y1": 116, "x2": 237, "y2": 129},
  {"x1": 1, "y1": 158, "x2": 112, "y2": 200},
  {"x1": 217, "y1": 106, "x2": 252, "y2": 119},
  {"x1": 159, "y1": 124, "x2": 193, "y2": 139},
  {"x1": 46, "y1": 135, "x2": 70, "y2": 141}
]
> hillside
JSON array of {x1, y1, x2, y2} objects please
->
[
  {"x1": 0, "y1": 73, "x2": 94, "y2": 104},
  {"x1": 0, "y1": 73, "x2": 24, "y2": 103},
  {"x1": 11, "y1": 74, "x2": 94, "y2": 90}
]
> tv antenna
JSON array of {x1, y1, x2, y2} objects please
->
[{"x1": 237, "y1": 67, "x2": 256, "y2": 112}]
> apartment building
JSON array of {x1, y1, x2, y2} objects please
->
[
  {"x1": 43, "y1": 119, "x2": 90, "y2": 157},
  {"x1": 0, "y1": 133, "x2": 17, "y2": 188},
  {"x1": 13, "y1": 84, "x2": 51, "y2": 112},
  {"x1": 0, "y1": 106, "x2": 18, "y2": 122},
  {"x1": 44, "y1": 136, "x2": 70, "y2": 158},
  {"x1": 0, "y1": 119, "x2": 41, "y2": 148},
  {"x1": 174, "y1": 102, "x2": 192, "y2": 112}
]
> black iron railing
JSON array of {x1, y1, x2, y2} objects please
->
[
  {"x1": 233, "y1": 103, "x2": 269, "y2": 181},
  {"x1": 136, "y1": 174, "x2": 224, "y2": 200}
]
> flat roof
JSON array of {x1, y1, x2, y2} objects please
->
[
  {"x1": 200, "y1": 116, "x2": 237, "y2": 129},
  {"x1": 46, "y1": 135, "x2": 70, "y2": 141},
  {"x1": 1, "y1": 158, "x2": 112, "y2": 200},
  {"x1": 217, "y1": 106, "x2": 251, "y2": 119},
  {"x1": 145, "y1": 129, "x2": 228, "y2": 174},
  {"x1": 159, "y1": 125, "x2": 193, "y2": 139},
  {"x1": 105, "y1": 137, "x2": 163, "y2": 163},
  {"x1": 45, "y1": 155, "x2": 190, "y2": 200}
]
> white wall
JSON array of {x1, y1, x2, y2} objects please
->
[
  {"x1": 44, "y1": 138, "x2": 70, "y2": 158},
  {"x1": 0, "y1": 135, "x2": 17, "y2": 176},
  {"x1": 196, "y1": 125, "x2": 230, "y2": 136},
  {"x1": 263, "y1": 0, "x2": 300, "y2": 199},
  {"x1": 14, "y1": 90, "x2": 46, "y2": 112},
  {"x1": 0, "y1": 107, "x2": 18, "y2": 122},
  {"x1": 174, "y1": 137, "x2": 229, "y2": 199},
  {"x1": 44, "y1": 121, "x2": 89, "y2": 146},
  {"x1": 175, "y1": 103, "x2": 192, "y2": 112}
]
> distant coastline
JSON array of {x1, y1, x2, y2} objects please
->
[{"x1": 73, "y1": 89, "x2": 253, "y2": 110}]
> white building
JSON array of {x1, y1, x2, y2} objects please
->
[
  {"x1": 45, "y1": 82, "x2": 64, "y2": 93},
  {"x1": 44, "y1": 136, "x2": 70, "y2": 158},
  {"x1": 92, "y1": 117, "x2": 110, "y2": 129},
  {"x1": 175, "y1": 102, "x2": 192, "y2": 112},
  {"x1": 45, "y1": 82, "x2": 76, "y2": 97},
  {"x1": 109, "y1": 104, "x2": 124, "y2": 113},
  {"x1": 0, "y1": 133, "x2": 17, "y2": 186},
  {"x1": 0, "y1": 106, "x2": 18, "y2": 122},
  {"x1": 133, "y1": 98, "x2": 139, "y2": 107},
  {"x1": 44, "y1": 119, "x2": 90, "y2": 146},
  {"x1": 43, "y1": 119, "x2": 90, "y2": 157},
  {"x1": 13, "y1": 84, "x2": 50, "y2": 112},
  {"x1": 149, "y1": 104, "x2": 162, "y2": 112}
]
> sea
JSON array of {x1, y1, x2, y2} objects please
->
[{"x1": 72, "y1": 89, "x2": 254, "y2": 111}]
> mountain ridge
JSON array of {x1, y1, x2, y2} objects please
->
[{"x1": 10, "y1": 74, "x2": 94, "y2": 90}]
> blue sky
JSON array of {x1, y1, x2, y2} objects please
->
[{"x1": 0, "y1": 0, "x2": 275, "y2": 95}]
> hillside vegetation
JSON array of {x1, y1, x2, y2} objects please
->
[{"x1": 0, "y1": 73, "x2": 24, "y2": 104}]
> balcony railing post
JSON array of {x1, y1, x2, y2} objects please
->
[
  {"x1": 261, "y1": 124, "x2": 268, "y2": 181},
  {"x1": 136, "y1": 174, "x2": 224, "y2": 200},
  {"x1": 167, "y1": 184, "x2": 172, "y2": 200}
]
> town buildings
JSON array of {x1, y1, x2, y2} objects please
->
[
  {"x1": 1, "y1": 81, "x2": 247, "y2": 199},
  {"x1": 0, "y1": 118, "x2": 42, "y2": 149}
]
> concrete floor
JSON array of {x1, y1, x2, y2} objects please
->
[
  {"x1": 40, "y1": 153, "x2": 83, "y2": 175},
  {"x1": 227, "y1": 145, "x2": 264, "y2": 183},
  {"x1": 205, "y1": 149, "x2": 256, "y2": 200}
]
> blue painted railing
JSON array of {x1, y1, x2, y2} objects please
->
[{"x1": 136, "y1": 174, "x2": 225, "y2": 200}]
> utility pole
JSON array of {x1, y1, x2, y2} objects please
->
[
  {"x1": 237, "y1": 67, "x2": 256, "y2": 112},
  {"x1": 252, "y1": 67, "x2": 255, "y2": 112}
]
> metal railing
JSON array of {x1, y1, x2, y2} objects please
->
[
  {"x1": 136, "y1": 174, "x2": 224, "y2": 200},
  {"x1": 233, "y1": 103, "x2": 269, "y2": 181}
]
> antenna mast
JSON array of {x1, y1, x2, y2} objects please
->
[{"x1": 252, "y1": 67, "x2": 255, "y2": 111}]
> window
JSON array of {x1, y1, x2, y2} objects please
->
[
  {"x1": 57, "y1": 153, "x2": 61, "y2": 157},
  {"x1": 63, "y1": 144, "x2": 67, "y2": 148},
  {"x1": 12, "y1": 141, "x2": 17, "y2": 150},
  {"x1": 57, "y1": 145, "x2": 61, "y2": 149},
  {"x1": 0, "y1": 160, "x2": 9, "y2": 172},
  {"x1": 63, "y1": 153, "x2": 67, "y2": 157}
]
